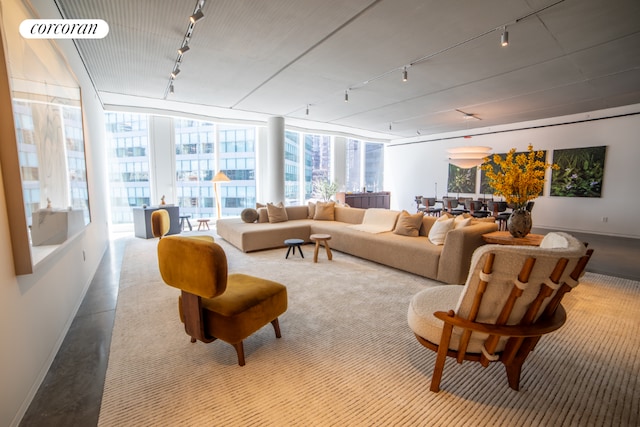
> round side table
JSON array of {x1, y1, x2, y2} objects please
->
[{"x1": 310, "y1": 234, "x2": 332, "y2": 263}]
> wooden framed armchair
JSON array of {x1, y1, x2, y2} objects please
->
[
  {"x1": 157, "y1": 235, "x2": 288, "y2": 365},
  {"x1": 408, "y1": 232, "x2": 593, "y2": 392}
]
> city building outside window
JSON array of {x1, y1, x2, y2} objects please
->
[
  {"x1": 105, "y1": 112, "x2": 150, "y2": 224},
  {"x1": 284, "y1": 130, "x2": 300, "y2": 205},
  {"x1": 175, "y1": 119, "x2": 215, "y2": 219},
  {"x1": 218, "y1": 125, "x2": 256, "y2": 216}
]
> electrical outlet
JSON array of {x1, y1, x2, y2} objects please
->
[
  {"x1": 83, "y1": 250, "x2": 86, "y2": 261},
  {"x1": 601, "y1": 217, "x2": 608, "y2": 223}
]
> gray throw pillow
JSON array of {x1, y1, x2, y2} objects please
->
[{"x1": 241, "y1": 208, "x2": 259, "y2": 223}]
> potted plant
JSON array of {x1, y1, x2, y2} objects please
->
[
  {"x1": 481, "y1": 145, "x2": 558, "y2": 237},
  {"x1": 313, "y1": 179, "x2": 338, "y2": 202}
]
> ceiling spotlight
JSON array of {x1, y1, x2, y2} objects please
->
[
  {"x1": 402, "y1": 67, "x2": 408, "y2": 82},
  {"x1": 501, "y1": 27, "x2": 509, "y2": 47},
  {"x1": 178, "y1": 44, "x2": 190, "y2": 55},
  {"x1": 344, "y1": 90, "x2": 349, "y2": 102},
  {"x1": 190, "y1": 9, "x2": 204, "y2": 24},
  {"x1": 171, "y1": 67, "x2": 181, "y2": 78}
]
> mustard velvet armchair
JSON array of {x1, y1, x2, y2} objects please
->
[
  {"x1": 151, "y1": 209, "x2": 170, "y2": 239},
  {"x1": 157, "y1": 235, "x2": 288, "y2": 366},
  {"x1": 408, "y1": 232, "x2": 593, "y2": 392}
]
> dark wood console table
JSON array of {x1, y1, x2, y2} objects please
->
[{"x1": 336, "y1": 191, "x2": 390, "y2": 209}]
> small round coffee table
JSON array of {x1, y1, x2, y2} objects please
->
[
  {"x1": 284, "y1": 238, "x2": 304, "y2": 259},
  {"x1": 310, "y1": 234, "x2": 332, "y2": 263}
]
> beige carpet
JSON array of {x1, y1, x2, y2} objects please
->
[{"x1": 99, "y1": 233, "x2": 640, "y2": 426}]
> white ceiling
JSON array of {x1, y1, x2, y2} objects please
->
[{"x1": 54, "y1": 0, "x2": 640, "y2": 139}]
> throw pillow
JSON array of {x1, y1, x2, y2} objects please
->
[
  {"x1": 240, "y1": 208, "x2": 259, "y2": 223},
  {"x1": 266, "y1": 202, "x2": 288, "y2": 223},
  {"x1": 314, "y1": 201, "x2": 335, "y2": 220},
  {"x1": 308, "y1": 201, "x2": 316, "y2": 219},
  {"x1": 257, "y1": 207, "x2": 269, "y2": 223},
  {"x1": 256, "y1": 202, "x2": 266, "y2": 209},
  {"x1": 454, "y1": 215, "x2": 472, "y2": 229},
  {"x1": 393, "y1": 210, "x2": 423, "y2": 237},
  {"x1": 428, "y1": 216, "x2": 454, "y2": 245}
]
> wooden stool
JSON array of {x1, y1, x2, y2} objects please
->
[
  {"x1": 310, "y1": 234, "x2": 332, "y2": 263},
  {"x1": 197, "y1": 219, "x2": 210, "y2": 230},
  {"x1": 284, "y1": 239, "x2": 304, "y2": 259}
]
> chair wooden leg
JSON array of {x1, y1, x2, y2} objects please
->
[
  {"x1": 233, "y1": 342, "x2": 246, "y2": 366},
  {"x1": 431, "y1": 317, "x2": 455, "y2": 392},
  {"x1": 505, "y1": 362, "x2": 523, "y2": 391},
  {"x1": 271, "y1": 318, "x2": 282, "y2": 338}
]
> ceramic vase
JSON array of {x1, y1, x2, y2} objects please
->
[{"x1": 507, "y1": 208, "x2": 532, "y2": 238}]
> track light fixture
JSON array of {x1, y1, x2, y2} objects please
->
[
  {"x1": 190, "y1": 9, "x2": 204, "y2": 24},
  {"x1": 164, "y1": 0, "x2": 207, "y2": 99},
  {"x1": 402, "y1": 67, "x2": 408, "y2": 82},
  {"x1": 501, "y1": 27, "x2": 509, "y2": 47},
  {"x1": 306, "y1": 104, "x2": 309, "y2": 115},
  {"x1": 344, "y1": 90, "x2": 349, "y2": 102}
]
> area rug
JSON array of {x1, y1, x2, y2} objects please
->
[{"x1": 98, "y1": 233, "x2": 639, "y2": 426}]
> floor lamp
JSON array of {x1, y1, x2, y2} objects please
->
[{"x1": 212, "y1": 171, "x2": 231, "y2": 219}]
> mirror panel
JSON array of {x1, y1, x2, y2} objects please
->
[{"x1": 0, "y1": 0, "x2": 91, "y2": 274}]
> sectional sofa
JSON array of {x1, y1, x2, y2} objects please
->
[{"x1": 216, "y1": 204, "x2": 498, "y2": 285}]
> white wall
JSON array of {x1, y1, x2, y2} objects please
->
[
  {"x1": 0, "y1": 0, "x2": 109, "y2": 426},
  {"x1": 386, "y1": 105, "x2": 640, "y2": 238}
]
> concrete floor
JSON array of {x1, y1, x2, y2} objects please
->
[{"x1": 18, "y1": 229, "x2": 640, "y2": 426}]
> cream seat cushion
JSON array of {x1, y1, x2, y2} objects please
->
[{"x1": 408, "y1": 286, "x2": 466, "y2": 348}]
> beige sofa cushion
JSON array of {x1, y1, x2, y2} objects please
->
[
  {"x1": 257, "y1": 207, "x2": 268, "y2": 223},
  {"x1": 314, "y1": 201, "x2": 335, "y2": 220},
  {"x1": 267, "y1": 202, "x2": 288, "y2": 223},
  {"x1": 393, "y1": 210, "x2": 423, "y2": 237},
  {"x1": 308, "y1": 201, "x2": 316, "y2": 219}
]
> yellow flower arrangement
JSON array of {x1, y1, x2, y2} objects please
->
[{"x1": 481, "y1": 145, "x2": 559, "y2": 209}]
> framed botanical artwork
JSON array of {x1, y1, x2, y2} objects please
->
[
  {"x1": 550, "y1": 146, "x2": 606, "y2": 197},
  {"x1": 447, "y1": 164, "x2": 476, "y2": 194}
]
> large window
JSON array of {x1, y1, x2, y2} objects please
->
[
  {"x1": 218, "y1": 125, "x2": 256, "y2": 216},
  {"x1": 345, "y1": 139, "x2": 384, "y2": 193},
  {"x1": 346, "y1": 139, "x2": 362, "y2": 192},
  {"x1": 104, "y1": 113, "x2": 384, "y2": 226},
  {"x1": 304, "y1": 134, "x2": 331, "y2": 200},
  {"x1": 175, "y1": 119, "x2": 215, "y2": 219},
  {"x1": 284, "y1": 130, "x2": 300, "y2": 205},
  {"x1": 105, "y1": 112, "x2": 150, "y2": 224},
  {"x1": 364, "y1": 142, "x2": 384, "y2": 192}
]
